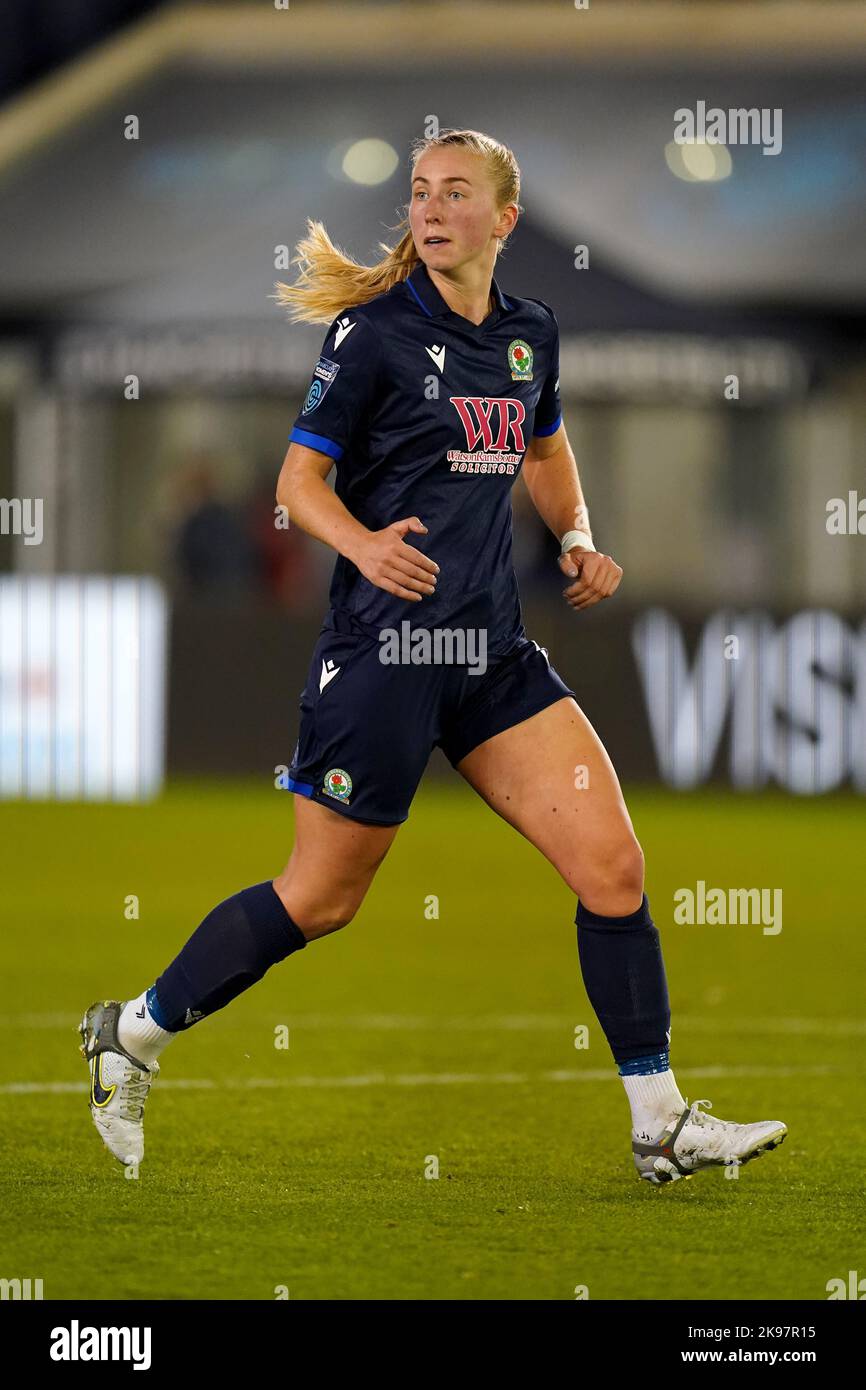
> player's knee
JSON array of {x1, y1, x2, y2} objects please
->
[
  {"x1": 299, "y1": 897, "x2": 358, "y2": 939},
  {"x1": 271, "y1": 873, "x2": 361, "y2": 941},
  {"x1": 577, "y1": 837, "x2": 645, "y2": 917}
]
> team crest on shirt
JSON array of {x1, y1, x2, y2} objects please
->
[
  {"x1": 302, "y1": 356, "x2": 341, "y2": 414},
  {"x1": 507, "y1": 339, "x2": 533, "y2": 380},
  {"x1": 323, "y1": 767, "x2": 352, "y2": 803}
]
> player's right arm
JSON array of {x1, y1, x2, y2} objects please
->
[
  {"x1": 278, "y1": 310, "x2": 439, "y2": 601},
  {"x1": 276, "y1": 441, "x2": 439, "y2": 602}
]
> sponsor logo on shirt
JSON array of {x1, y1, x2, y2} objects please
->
[{"x1": 447, "y1": 396, "x2": 527, "y2": 473}]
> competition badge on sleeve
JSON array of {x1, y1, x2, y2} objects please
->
[{"x1": 302, "y1": 356, "x2": 341, "y2": 414}]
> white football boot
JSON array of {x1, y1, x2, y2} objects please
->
[
  {"x1": 633, "y1": 1098, "x2": 787, "y2": 1185},
  {"x1": 79, "y1": 1000, "x2": 159, "y2": 1166}
]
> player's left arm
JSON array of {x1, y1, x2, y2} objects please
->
[{"x1": 521, "y1": 423, "x2": 623, "y2": 611}]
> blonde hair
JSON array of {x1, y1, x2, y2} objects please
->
[{"x1": 272, "y1": 129, "x2": 522, "y2": 325}]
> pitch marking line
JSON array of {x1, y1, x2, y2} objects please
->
[{"x1": 0, "y1": 1063, "x2": 847, "y2": 1097}]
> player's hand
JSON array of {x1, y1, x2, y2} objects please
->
[
  {"x1": 558, "y1": 547, "x2": 622, "y2": 611},
  {"x1": 354, "y1": 516, "x2": 440, "y2": 602}
]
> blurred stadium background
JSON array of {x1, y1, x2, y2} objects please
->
[
  {"x1": 1, "y1": 0, "x2": 865, "y2": 789},
  {"x1": 1, "y1": 0, "x2": 865, "y2": 1303}
]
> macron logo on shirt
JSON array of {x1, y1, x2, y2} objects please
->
[
  {"x1": 425, "y1": 344, "x2": 446, "y2": 374},
  {"x1": 333, "y1": 317, "x2": 355, "y2": 350},
  {"x1": 319, "y1": 658, "x2": 341, "y2": 693}
]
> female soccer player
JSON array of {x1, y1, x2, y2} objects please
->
[{"x1": 80, "y1": 129, "x2": 786, "y2": 1185}]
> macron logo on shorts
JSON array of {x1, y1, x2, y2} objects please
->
[{"x1": 319, "y1": 659, "x2": 341, "y2": 693}]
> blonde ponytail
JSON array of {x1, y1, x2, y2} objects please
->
[
  {"x1": 271, "y1": 218, "x2": 418, "y2": 325},
  {"x1": 272, "y1": 129, "x2": 522, "y2": 326}
]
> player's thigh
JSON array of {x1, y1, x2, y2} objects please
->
[
  {"x1": 273, "y1": 795, "x2": 400, "y2": 940},
  {"x1": 455, "y1": 695, "x2": 644, "y2": 910}
]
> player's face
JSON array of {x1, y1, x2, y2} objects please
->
[{"x1": 409, "y1": 150, "x2": 510, "y2": 273}]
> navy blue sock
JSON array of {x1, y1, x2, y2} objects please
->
[
  {"x1": 575, "y1": 893, "x2": 671, "y2": 1067},
  {"x1": 148, "y1": 881, "x2": 307, "y2": 1032}
]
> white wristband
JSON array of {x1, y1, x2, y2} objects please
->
[{"x1": 560, "y1": 528, "x2": 594, "y2": 555}]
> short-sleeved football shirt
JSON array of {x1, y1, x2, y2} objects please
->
[{"x1": 289, "y1": 261, "x2": 561, "y2": 655}]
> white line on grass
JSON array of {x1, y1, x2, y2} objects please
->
[{"x1": 0, "y1": 1062, "x2": 847, "y2": 1097}]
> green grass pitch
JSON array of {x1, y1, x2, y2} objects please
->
[{"x1": 1, "y1": 779, "x2": 863, "y2": 1300}]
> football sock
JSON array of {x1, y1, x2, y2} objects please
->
[
  {"x1": 575, "y1": 892, "x2": 684, "y2": 1136},
  {"x1": 620, "y1": 1068, "x2": 687, "y2": 1141},
  {"x1": 120, "y1": 882, "x2": 308, "y2": 1051},
  {"x1": 117, "y1": 991, "x2": 176, "y2": 1067}
]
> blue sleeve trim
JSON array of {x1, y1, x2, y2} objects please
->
[
  {"x1": 288, "y1": 427, "x2": 344, "y2": 460},
  {"x1": 532, "y1": 413, "x2": 562, "y2": 439},
  {"x1": 286, "y1": 776, "x2": 315, "y2": 797}
]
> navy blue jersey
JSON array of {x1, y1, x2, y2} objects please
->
[{"x1": 288, "y1": 261, "x2": 561, "y2": 655}]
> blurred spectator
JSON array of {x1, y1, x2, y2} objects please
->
[{"x1": 173, "y1": 458, "x2": 256, "y2": 599}]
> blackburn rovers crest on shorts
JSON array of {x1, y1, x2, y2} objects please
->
[
  {"x1": 302, "y1": 356, "x2": 341, "y2": 414},
  {"x1": 323, "y1": 768, "x2": 352, "y2": 803},
  {"x1": 508, "y1": 339, "x2": 533, "y2": 380}
]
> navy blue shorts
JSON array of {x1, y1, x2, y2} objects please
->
[{"x1": 287, "y1": 609, "x2": 575, "y2": 825}]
